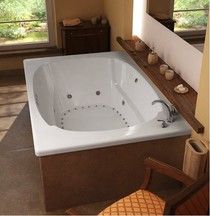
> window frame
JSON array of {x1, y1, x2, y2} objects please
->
[
  {"x1": 173, "y1": 2, "x2": 209, "y2": 38},
  {"x1": 0, "y1": 0, "x2": 56, "y2": 51}
]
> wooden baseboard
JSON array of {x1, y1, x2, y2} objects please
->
[
  {"x1": 0, "y1": 47, "x2": 62, "y2": 58},
  {"x1": 0, "y1": 69, "x2": 24, "y2": 77}
]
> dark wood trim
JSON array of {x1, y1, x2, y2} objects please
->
[
  {"x1": 0, "y1": 69, "x2": 24, "y2": 77},
  {"x1": 185, "y1": 37, "x2": 205, "y2": 44},
  {"x1": 176, "y1": 30, "x2": 206, "y2": 44},
  {"x1": 140, "y1": 166, "x2": 152, "y2": 189},
  {"x1": 141, "y1": 157, "x2": 194, "y2": 189},
  {"x1": 117, "y1": 37, "x2": 204, "y2": 134},
  {"x1": 0, "y1": 47, "x2": 61, "y2": 58}
]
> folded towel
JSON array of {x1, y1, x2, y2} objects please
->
[{"x1": 63, "y1": 18, "x2": 81, "y2": 27}]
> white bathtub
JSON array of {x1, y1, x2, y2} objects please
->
[{"x1": 24, "y1": 52, "x2": 191, "y2": 156}]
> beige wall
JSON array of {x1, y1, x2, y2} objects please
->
[
  {"x1": 0, "y1": 0, "x2": 104, "y2": 71},
  {"x1": 54, "y1": 0, "x2": 104, "y2": 48},
  {"x1": 192, "y1": 26, "x2": 209, "y2": 148},
  {"x1": 54, "y1": 0, "x2": 104, "y2": 21},
  {"x1": 103, "y1": 0, "x2": 133, "y2": 50}
]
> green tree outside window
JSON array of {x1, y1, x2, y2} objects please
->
[
  {"x1": 0, "y1": 0, "x2": 48, "y2": 45},
  {"x1": 174, "y1": 0, "x2": 209, "y2": 31}
]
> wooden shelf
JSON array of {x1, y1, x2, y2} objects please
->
[{"x1": 117, "y1": 37, "x2": 204, "y2": 134}]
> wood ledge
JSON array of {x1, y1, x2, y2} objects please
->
[{"x1": 117, "y1": 37, "x2": 204, "y2": 134}]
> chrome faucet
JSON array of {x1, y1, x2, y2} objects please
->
[{"x1": 152, "y1": 100, "x2": 177, "y2": 123}]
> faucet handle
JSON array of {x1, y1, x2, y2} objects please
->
[
  {"x1": 158, "y1": 120, "x2": 168, "y2": 128},
  {"x1": 170, "y1": 105, "x2": 178, "y2": 115}
]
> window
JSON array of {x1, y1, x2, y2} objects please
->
[
  {"x1": 173, "y1": 0, "x2": 209, "y2": 36},
  {"x1": 0, "y1": 0, "x2": 55, "y2": 50}
]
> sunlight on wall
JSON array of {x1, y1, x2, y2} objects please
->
[
  {"x1": 192, "y1": 26, "x2": 209, "y2": 148},
  {"x1": 104, "y1": 0, "x2": 133, "y2": 50},
  {"x1": 132, "y1": 0, "x2": 144, "y2": 36}
]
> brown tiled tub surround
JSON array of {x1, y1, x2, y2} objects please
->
[{"x1": 40, "y1": 135, "x2": 189, "y2": 211}]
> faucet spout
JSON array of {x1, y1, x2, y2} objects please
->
[{"x1": 152, "y1": 100, "x2": 177, "y2": 123}]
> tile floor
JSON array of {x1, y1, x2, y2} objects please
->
[{"x1": 0, "y1": 75, "x2": 27, "y2": 142}]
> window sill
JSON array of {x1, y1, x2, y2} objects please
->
[
  {"x1": 182, "y1": 36, "x2": 205, "y2": 44},
  {"x1": 176, "y1": 30, "x2": 206, "y2": 44},
  {"x1": 0, "y1": 46, "x2": 62, "y2": 58}
]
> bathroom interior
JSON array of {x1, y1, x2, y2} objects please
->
[{"x1": 0, "y1": 0, "x2": 209, "y2": 215}]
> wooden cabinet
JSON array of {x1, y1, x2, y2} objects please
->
[{"x1": 60, "y1": 21, "x2": 110, "y2": 55}]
